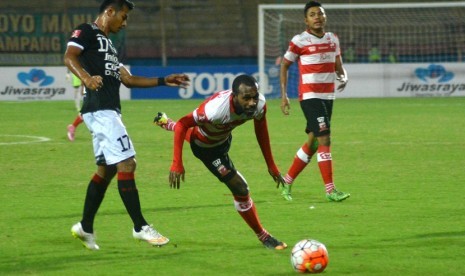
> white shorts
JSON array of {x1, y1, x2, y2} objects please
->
[{"x1": 82, "y1": 110, "x2": 136, "y2": 165}]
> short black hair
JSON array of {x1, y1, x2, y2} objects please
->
[
  {"x1": 232, "y1": 75, "x2": 258, "y2": 95},
  {"x1": 304, "y1": 1, "x2": 322, "y2": 16},
  {"x1": 99, "y1": 0, "x2": 135, "y2": 14}
]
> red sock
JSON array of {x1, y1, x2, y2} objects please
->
[
  {"x1": 73, "y1": 114, "x2": 83, "y2": 127},
  {"x1": 164, "y1": 120, "x2": 176, "y2": 131},
  {"x1": 117, "y1": 172, "x2": 135, "y2": 181},
  {"x1": 285, "y1": 143, "x2": 315, "y2": 184},
  {"x1": 317, "y1": 145, "x2": 334, "y2": 193},
  {"x1": 233, "y1": 195, "x2": 268, "y2": 240}
]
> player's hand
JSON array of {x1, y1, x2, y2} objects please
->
[
  {"x1": 83, "y1": 75, "x2": 103, "y2": 91},
  {"x1": 336, "y1": 75, "x2": 348, "y2": 92},
  {"x1": 269, "y1": 169, "x2": 285, "y2": 188},
  {"x1": 281, "y1": 96, "x2": 290, "y2": 115},
  {"x1": 169, "y1": 164, "x2": 185, "y2": 189},
  {"x1": 66, "y1": 73, "x2": 71, "y2": 81},
  {"x1": 165, "y1": 74, "x2": 190, "y2": 89}
]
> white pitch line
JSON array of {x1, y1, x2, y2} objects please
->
[{"x1": 0, "y1": 135, "x2": 51, "y2": 145}]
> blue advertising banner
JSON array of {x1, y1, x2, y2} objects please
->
[{"x1": 130, "y1": 65, "x2": 266, "y2": 99}]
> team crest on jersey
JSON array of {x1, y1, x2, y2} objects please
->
[
  {"x1": 217, "y1": 165, "x2": 230, "y2": 176},
  {"x1": 317, "y1": 116, "x2": 328, "y2": 132},
  {"x1": 71, "y1": 30, "x2": 81, "y2": 38},
  {"x1": 212, "y1": 158, "x2": 230, "y2": 176}
]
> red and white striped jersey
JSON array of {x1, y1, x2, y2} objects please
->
[
  {"x1": 191, "y1": 90, "x2": 266, "y2": 147},
  {"x1": 283, "y1": 31, "x2": 341, "y2": 101}
]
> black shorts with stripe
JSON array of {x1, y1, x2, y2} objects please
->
[
  {"x1": 190, "y1": 135, "x2": 237, "y2": 183},
  {"x1": 300, "y1": 98, "x2": 334, "y2": 137}
]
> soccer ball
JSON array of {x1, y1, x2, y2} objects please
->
[{"x1": 291, "y1": 239, "x2": 329, "y2": 273}]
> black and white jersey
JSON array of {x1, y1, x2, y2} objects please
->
[{"x1": 68, "y1": 23, "x2": 122, "y2": 113}]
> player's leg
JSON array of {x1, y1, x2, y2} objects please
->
[
  {"x1": 281, "y1": 138, "x2": 318, "y2": 201},
  {"x1": 191, "y1": 139, "x2": 286, "y2": 249},
  {"x1": 72, "y1": 74, "x2": 82, "y2": 111},
  {"x1": 285, "y1": 139, "x2": 318, "y2": 184},
  {"x1": 114, "y1": 158, "x2": 168, "y2": 245},
  {"x1": 67, "y1": 113, "x2": 83, "y2": 142},
  {"x1": 101, "y1": 111, "x2": 168, "y2": 245},
  {"x1": 74, "y1": 86, "x2": 81, "y2": 112},
  {"x1": 71, "y1": 113, "x2": 115, "y2": 250},
  {"x1": 312, "y1": 100, "x2": 350, "y2": 202},
  {"x1": 153, "y1": 112, "x2": 192, "y2": 142},
  {"x1": 80, "y1": 164, "x2": 115, "y2": 232},
  {"x1": 115, "y1": 158, "x2": 148, "y2": 230},
  {"x1": 71, "y1": 165, "x2": 114, "y2": 251},
  {"x1": 280, "y1": 100, "x2": 320, "y2": 200},
  {"x1": 72, "y1": 164, "x2": 115, "y2": 250},
  {"x1": 225, "y1": 172, "x2": 287, "y2": 250}
]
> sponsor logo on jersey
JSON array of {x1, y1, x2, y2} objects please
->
[
  {"x1": 71, "y1": 30, "x2": 81, "y2": 38},
  {"x1": 212, "y1": 159, "x2": 221, "y2": 167},
  {"x1": 317, "y1": 116, "x2": 328, "y2": 132}
]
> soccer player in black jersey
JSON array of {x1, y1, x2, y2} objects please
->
[{"x1": 64, "y1": 0, "x2": 190, "y2": 250}]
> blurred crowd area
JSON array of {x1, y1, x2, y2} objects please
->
[{"x1": 1, "y1": 0, "x2": 464, "y2": 65}]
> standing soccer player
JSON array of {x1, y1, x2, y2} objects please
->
[
  {"x1": 64, "y1": 0, "x2": 190, "y2": 250},
  {"x1": 279, "y1": 1, "x2": 350, "y2": 202},
  {"x1": 154, "y1": 75, "x2": 287, "y2": 250}
]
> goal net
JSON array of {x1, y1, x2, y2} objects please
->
[{"x1": 258, "y1": 2, "x2": 465, "y2": 98}]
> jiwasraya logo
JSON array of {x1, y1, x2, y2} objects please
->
[
  {"x1": 397, "y1": 64, "x2": 465, "y2": 96},
  {"x1": 0, "y1": 68, "x2": 65, "y2": 99},
  {"x1": 415, "y1": 64, "x2": 453, "y2": 83},
  {"x1": 17, "y1": 68, "x2": 54, "y2": 86}
]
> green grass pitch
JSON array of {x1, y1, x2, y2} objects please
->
[{"x1": 1, "y1": 97, "x2": 464, "y2": 275}]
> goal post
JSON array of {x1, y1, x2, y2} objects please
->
[{"x1": 258, "y1": 2, "x2": 465, "y2": 99}]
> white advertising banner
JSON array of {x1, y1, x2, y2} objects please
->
[
  {"x1": 0, "y1": 66, "x2": 130, "y2": 101},
  {"x1": 338, "y1": 63, "x2": 465, "y2": 98}
]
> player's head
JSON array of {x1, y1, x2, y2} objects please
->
[
  {"x1": 99, "y1": 0, "x2": 135, "y2": 14},
  {"x1": 232, "y1": 75, "x2": 258, "y2": 95},
  {"x1": 304, "y1": 1, "x2": 326, "y2": 32},
  {"x1": 232, "y1": 75, "x2": 259, "y2": 116},
  {"x1": 304, "y1": 1, "x2": 322, "y2": 16},
  {"x1": 98, "y1": 0, "x2": 135, "y2": 33}
]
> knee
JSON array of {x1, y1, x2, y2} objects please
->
[
  {"x1": 97, "y1": 165, "x2": 117, "y2": 180},
  {"x1": 226, "y1": 173, "x2": 249, "y2": 196},
  {"x1": 317, "y1": 135, "x2": 331, "y2": 146},
  {"x1": 117, "y1": 158, "x2": 136, "y2": 172},
  {"x1": 104, "y1": 165, "x2": 117, "y2": 182}
]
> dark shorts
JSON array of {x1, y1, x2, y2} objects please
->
[
  {"x1": 300, "y1": 98, "x2": 333, "y2": 137},
  {"x1": 190, "y1": 135, "x2": 237, "y2": 183}
]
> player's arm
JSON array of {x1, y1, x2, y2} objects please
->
[
  {"x1": 169, "y1": 112, "x2": 196, "y2": 189},
  {"x1": 253, "y1": 115, "x2": 285, "y2": 188},
  {"x1": 64, "y1": 45, "x2": 102, "y2": 91},
  {"x1": 335, "y1": 55, "x2": 348, "y2": 91},
  {"x1": 280, "y1": 58, "x2": 293, "y2": 115},
  {"x1": 119, "y1": 65, "x2": 190, "y2": 88}
]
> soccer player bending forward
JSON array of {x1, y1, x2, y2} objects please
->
[
  {"x1": 280, "y1": 1, "x2": 350, "y2": 202},
  {"x1": 155, "y1": 74, "x2": 287, "y2": 250}
]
